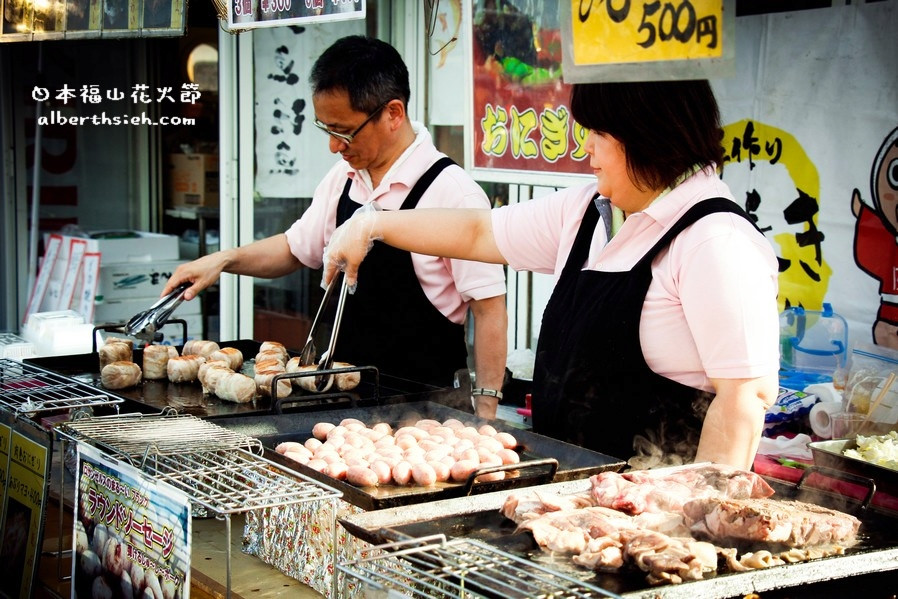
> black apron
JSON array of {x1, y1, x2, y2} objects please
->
[
  {"x1": 333, "y1": 157, "x2": 468, "y2": 387},
  {"x1": 532, "y1": 197, "x2": 762, "y2": 461}
]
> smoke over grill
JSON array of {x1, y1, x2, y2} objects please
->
[{"x1": 627, "y1": 391, "x2": 711, "y2": 470}]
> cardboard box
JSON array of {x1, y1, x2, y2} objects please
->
[
  {"x1": 170, "y1": 153, "x2": 219, "y2": 207},
  {"x1": 97, "y1": 259, "x2": 188, "y2": 301},
  {"x1": 44, "y1": 231, "x2": 179, "y2": 266},
  {"x1": 35, "y1": 231, "x2": 180, "y2": 314},
  {"x1": 89, "y1": 230, "x2": 180, "y2": 264},
  {"x1": 93, "y1": 294, "x2": 201, "y2": 325}
]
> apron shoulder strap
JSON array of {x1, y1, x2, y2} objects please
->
[
  {"x1": 400, "y1": 156, "x2": 457, "y2": 210},
  {"x1": 636, "y1": 197, "x2": 761, "y2": 268},
  {"x1": 560, "y1": 193, "x2": 602, "y2": 277}
]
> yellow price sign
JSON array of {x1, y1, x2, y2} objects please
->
[{"x1": 571, "y1": 0, "x2": 724, "y2": 65}]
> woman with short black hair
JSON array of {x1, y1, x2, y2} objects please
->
[{"x1": 325, "y1": 79, "x2": 780, "y2": 470}]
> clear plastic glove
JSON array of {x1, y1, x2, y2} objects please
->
[{"x1": 323, "y1": 202, "x2": 383, "y2": 290}]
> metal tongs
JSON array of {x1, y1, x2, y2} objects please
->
[
  {"x1": 123, "y1": 282, "x2": 191, "y2": 343},
  {"x1": 297, "y1": 272, "x2": 350, "y2": 392}
]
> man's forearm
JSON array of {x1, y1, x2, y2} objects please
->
[
  {"x1": 471, "y1": 295, "x2": 508, "y2": 419},
  {"x1": 224, "y1": 234, "x2": 304, "y2": 278}
]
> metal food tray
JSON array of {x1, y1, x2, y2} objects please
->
[
  {"x1": 24, "y1": 339, "x2": 441, "y2": 419},
  {"x1": 809, "y1": 437, "x2": 898, "y2": 499},
  {"x1": 213, "y1": 400, "x2": 626, "y2": 511},
  {"x1": 337, "y1": 534, "x2": 622, "y2": 598},
  {"x1": 340, "y1": 474, "x2": 898, "y2": 599}
]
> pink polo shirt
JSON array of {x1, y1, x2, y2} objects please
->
[
  {"x1": 285, "y1": 124, "x2": 506, "y2": 324},
  {"x1": 491, "y1": 167, "x2": 780, "y2": 391}
]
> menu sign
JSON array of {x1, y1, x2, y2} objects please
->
[
  {"x1": 228, "y1": 0, "x2": 364, "y2": 31},
  {"x1": 0, "y1": 415, "x2": 51, "y2": 599},
  {"x1": 467, "y1": 0, "x2": 593, "y2": 185},
  {"x1": 72, "y1": 443, "x2": 192, "y2": 599},
  {"x1": 559, "y1": 0, "x2": 734, "y2": 83}
]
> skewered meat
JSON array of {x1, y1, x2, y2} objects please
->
[
  {"x1": 682, "y1": 496, "x2": 862, "y2": 547},
  {"x1": 286, "y1": 360, "x2": 319, "y2": 392},
  {"x1": 198, "y1": 360, "x2": 232, "y2": 394},
  {"x1": 254, "y1": 362, "x2": 291, "y2": 398},
  {"x1": 182, "y1": 339, "x2": 220, "y2": 358},
  {"x1": 209, "y1": 347, "x2": 244, "y2": 370},
  {"x1": 258, "y1": 340, "x2": 289, "y2": 363},
  {"x1": 101, "y1": 361, "x2": 142, "y2": 389},
  {"x1": 167, "y1": 355, "x2": 205, "y2": 383},
  {"x1": 142, "y1": 344, "x2": 177, "y2": 380},
  {"x1": 332, "y1": 362, "x2": 360, "y2": 391},
  {"x1": 286, "y1": 358, "x2": 361, "y2": 392},
  {"x1": 99, "y1": 340, "x2": 132, "y2": 371},
  {"x1": 214, "y1": 372, "x2": 257, "y2": 403}
]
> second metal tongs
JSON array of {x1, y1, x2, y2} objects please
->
[{"x1": 297, "y1": 272, "x2": 350, "y2": 392}]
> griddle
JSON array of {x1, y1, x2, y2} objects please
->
[
  {"x1": 23, "y1": 339, "x2": 443, "y2": 419},
  {"x1": 339, "y1": 469, "x2": 898, "y2": 598},
  {"x1": 211, "y1": 400, "x2": 626, "y2": 510}
]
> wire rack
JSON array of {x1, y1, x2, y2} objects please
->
[
  {"x1": 56, "y1": 411, "x2": 262, "y2": 460},
  {"x1": 0, "y1": 357, "x2": 123, "y2": 418},
  {"x1": 55, "y1": 412, "x2": 342, "y2": 513},
  {"x1": 55, "y1": 411, "x2": 344, "y2": 597},
  {"x1": 338, "y1": 535, "x2": 623, "y2": 599}
]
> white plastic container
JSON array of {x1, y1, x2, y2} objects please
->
[{"x1": 22, "y1": 310, "x2": 95, "y2": 356}]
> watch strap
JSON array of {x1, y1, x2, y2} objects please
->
[{"x1": 471, "y1": 388, "x2": 503, "y2": 400}]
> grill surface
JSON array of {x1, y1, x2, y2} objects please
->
[
  {"x1": 340, "y1": 473, "x2": 898, "y2": 598},
  {"x1": 23, "y1": 339, "x2": 443, "y2": 419},
  {"x1": 213, "y1": 400, "x2": 626, "y2": 510}
]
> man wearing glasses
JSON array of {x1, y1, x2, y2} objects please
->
[{"x1": 164, "y1": 35, "x2": 508, "y2": 418}]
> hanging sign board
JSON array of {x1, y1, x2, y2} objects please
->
[
  {"x1": 466, "y1": 0, "x2": 593, "y2": 186},
  {"x1": 228, "y1": 0, "x2": 364, "y2": 31},
  {"x1": 559, "y1": 0, "x2": 735, "y2": 83},
  {"x1": 72, "y1": 443, "x2": 192, "y2": 599}
]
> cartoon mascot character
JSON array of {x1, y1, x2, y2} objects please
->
[{"x1": 853, "y1": 126, "x2": 898, "y2": 349}]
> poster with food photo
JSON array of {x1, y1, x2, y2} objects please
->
[
  {"x1": 73, "y1": 444, "x2": 191, "y2": 599},
  {"x1": 468, "y1": 0, "x2": 591, "y2": 185}
]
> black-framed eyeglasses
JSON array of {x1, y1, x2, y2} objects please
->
[{"x1": 313, "y1": 100, "x2": 390, "y2": 144}]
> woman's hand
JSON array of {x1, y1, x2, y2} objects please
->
[
  {"x1": 162, "y1": 251, "x2": 231, "y2": 301},
  {"x1": 323, "y1": 205, "x2": 381, "y2": 288}
]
